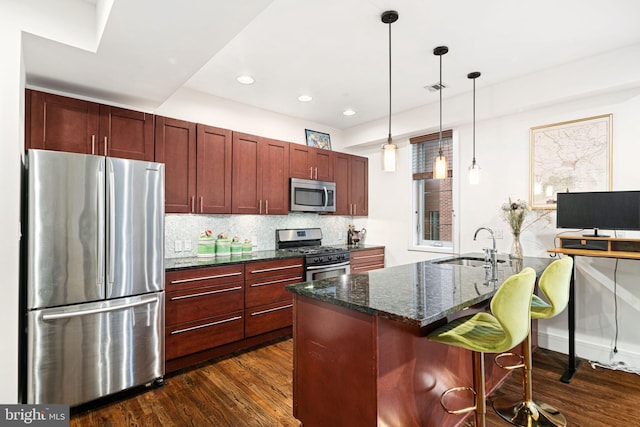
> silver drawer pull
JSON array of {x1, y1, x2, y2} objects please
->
[
  {"x1": 352, "y1": 254, "x2": 384, "y2": 260},
  {"x1": 249, "y1": 264, "x2": 302, "y2": 274},
  {"x1": 170, "y1": 316, "x2": 242, "y2": 335},
  {"x1": 170, "y1": 286, "x2": 242, "y2": 301},
  {"x1": 250, "y1": 304, "x2": 293, "y2": 316},
  {"x1": 352, "y1": 264, "x2": 385, "y2": 271},
  {"x1": 251, "y1": 276, "x2": 303, "y2": 287},
  {"x1": 170, "y1": 271, "x2": 242, "y2": 284}
]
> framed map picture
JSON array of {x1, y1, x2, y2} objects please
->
[
  {"x1": 305, "y1": 129, "x2": 331, "y2": 150},
  {"x1": 529, "y1": 114, "x2": 612, "y2": 209}
]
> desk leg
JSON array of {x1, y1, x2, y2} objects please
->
[{"x1": 561, "y1": 254, "x2": 580, "y2": 383}]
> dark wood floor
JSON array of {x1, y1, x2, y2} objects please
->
[{"x1": 71, "y1": 338, "x2": 640, "y2": 426}]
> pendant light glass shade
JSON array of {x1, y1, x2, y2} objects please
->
[
  {"x1": 468, "y1": 71, "x2": 481, "y2": 185},
  {"x1": 434, "y1": 155, "x2": 448, "y2": 179},
  {"x1": 381, "y1": 11, "x2": 398, "y2": 172},
  {"x1": 468, "y1": 161, "x2": 480, "y2": 184},
  {"x1": 433, "y1": 46, "x2": 448, "y2": 180},
  {"x1": 382, "y1": 140, "x2": 397, "y2": 172}
]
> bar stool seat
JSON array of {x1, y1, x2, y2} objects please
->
[
  {"x1": 493, "y1": 257, "x2": 574, "y2": 427},
  {"x1": 428, "y1": 267, "x2": 537, "y2": 427}
]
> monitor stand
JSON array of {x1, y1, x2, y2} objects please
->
[{"x1": 582, "y1": 228, "x2": 610, "y2": 238}]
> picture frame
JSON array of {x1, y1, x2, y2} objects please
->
[
  {"x1": 529, "y1": 114, "x2": 612, "y2": 209},
  {"x1": 305, "y1": 129, "x2": 332, "y2": 150}
]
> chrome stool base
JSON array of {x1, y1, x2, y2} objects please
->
[{"x1": 493, "y1": 398, "x2": 567, "y2": 427}]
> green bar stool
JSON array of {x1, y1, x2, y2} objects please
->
[
  {"x1": 428, "y1": 267, "x2": 537, "y2": 427},
  {"x1": 493, "y1": 257, "x2": 574, "y2": 426}
]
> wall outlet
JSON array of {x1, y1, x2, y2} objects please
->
[
  {"x1": 494, "y1": 228, "x2": 504, "y2": 239},
  {"x1": 174, "y1": 240, "x2": 183, "y2": 252},
  {"x1": 183, "y1": 239, "x2": 192, "y2": 251},
  {"x1": 252, "y1": 236, "x2": 258, "y2": 248},
  {"x1": 337, "y1": 232, "x2": 342, "y2": 241}
]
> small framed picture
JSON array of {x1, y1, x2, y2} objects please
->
[{"x1": 305, "y1": 129, "x2": 332, "y2": 150}]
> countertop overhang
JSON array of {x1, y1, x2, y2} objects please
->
[{"x1": 286, "y1": 253, "x2": 553, "y2": 328}]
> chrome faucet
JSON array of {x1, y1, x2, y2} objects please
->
[{"x1": 474, "y1": 227, "x2": 497, "y2": 267}]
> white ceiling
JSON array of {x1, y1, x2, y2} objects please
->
[{"x1": 23, "y1": 0, "x2": 640, "y2": 130}]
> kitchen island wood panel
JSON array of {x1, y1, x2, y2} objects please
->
[{"x1": 288, "y1": 254, "x2": 553, "y2": 426}]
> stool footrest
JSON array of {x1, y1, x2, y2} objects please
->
[
  {"x1": 495, "y1": 352, "x2": 525, "y2": 370},
  {"x1": 440, "y1": 386, "x2": 476, "y2": 415}
]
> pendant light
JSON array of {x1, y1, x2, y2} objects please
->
[
  {"x1": 468, "y1": 71, "x2": 481, "y2": 185},
  {"x1": 381, "y1": 10, "x2": 398, "y2": 172},
  {"x1": 433, "y1": 46, "x2": 449, "y2": 179}
]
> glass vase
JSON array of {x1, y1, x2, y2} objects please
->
[{"x1": 510, "y1": 232, "x2": 523, "y2": 259}]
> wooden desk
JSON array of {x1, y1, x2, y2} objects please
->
[{"x1": 548, "y1": 235, "x2": 640, "y2": 383}]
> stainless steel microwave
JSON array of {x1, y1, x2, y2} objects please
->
[{"x1": 290, "y1": 178, "x2": 336, "y2": 212}]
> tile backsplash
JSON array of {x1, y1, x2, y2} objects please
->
[{"x1": 165, "y1": 213, "x2": 352, "y2": 258}]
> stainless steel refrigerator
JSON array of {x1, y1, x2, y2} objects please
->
[{"x1": 24, "y1": 149, "x2": 165, "y2": 406}]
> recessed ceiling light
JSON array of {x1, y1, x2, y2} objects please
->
[
  {"x1": 298, "y1": 95, "x2": 313, "y2": 102},
  {"x1": 237, "y1": 75, "x2": 255, "y2": 85},
  {"x1": 343, "y1": 109, "x2": 356, "y2": 116}
]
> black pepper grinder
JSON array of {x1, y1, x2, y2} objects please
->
[{"x1": 347, "y1": 225, "x2": 353, "y2": 246}]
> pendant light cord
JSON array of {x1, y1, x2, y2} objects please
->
[
  {"x1": 387, "y1": 22, "x2": 392, "y2": 143},
  {"x1": 438, "y1": 53, "x2": 443, "y2": 156},
  {"x1": 472, "y1": 77, "x2": 476, "y2": 164}
]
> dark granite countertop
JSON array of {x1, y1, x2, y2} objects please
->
[
  {"x1": 164, "y1": 244, "x2": 386, "y2": 271},
  {"x1": 285, "y1": 253, "x2": 554, "y2": 328}
]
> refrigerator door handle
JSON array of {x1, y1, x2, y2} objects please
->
[
  {"x1": 106, "y1": 160, "x2": 116, "y2": 293},
  {"x1": 97, "y1": 160, "x2": 105, "y2": 286},
  {"x1": 41, "y1": 295, "x2": 159, "y2": 321}
]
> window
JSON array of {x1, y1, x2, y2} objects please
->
[{"x1": 411, "y1": 130, "x2": 453, "y2": 248}]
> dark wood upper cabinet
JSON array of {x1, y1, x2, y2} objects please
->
[
  {"x1": 27, "y1": 90, "x2": 99, "y2": 154},
  {"x1": 27, "y1": 90, "x2": 154, "y2": 161},
  {"x1": 334, "y1": 152, "x2": 368, "y2": 216},
  {"x1": 232, "y1": 133, "x2": 289, "y2": 215},
  {"x1": 289, "y1": 144, "x2": 333, "y2": 181},
  {"x1": 99, "y1": 105, "x2": 154, "y2": 161},
  {"x1": 196, "y1": 124, "x2": 232, "y2": 214},
  {"x1": 155, "y1": 116, "x2": 197, "y2": 214}
]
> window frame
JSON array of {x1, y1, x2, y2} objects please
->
[{"x1": 409, "y1": 130, "x2": 459, "y2": 254}]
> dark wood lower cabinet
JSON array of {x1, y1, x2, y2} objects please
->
[{"x1": 165, "y1": 258, "x2": 303, "y2": 372}]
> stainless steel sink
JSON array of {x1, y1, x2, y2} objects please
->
[{"x1": 434, "y1": 256, "x2": 506, "y2": 267}]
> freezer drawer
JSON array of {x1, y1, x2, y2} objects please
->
[{"x1": 26, "y1": 293, "x2": 164, "y2": 406}]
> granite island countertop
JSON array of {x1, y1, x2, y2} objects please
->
[{"x1": 286, "y1": 253, "x2": 553, "y2": 328}]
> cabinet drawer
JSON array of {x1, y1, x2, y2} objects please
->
[
  {"x1": 245, "y1": 300, "x2": 293, "y2": 338},
  {"x1": 245, "y1": 258, "x2": 304, "y2": 282},
  {"x1": 245, "y1": 273, "x2": 304, "y2": 308},
  {"x1": 166, "y1": 283, "x2": 244, "y2": 326},
  {"x1": 350, "y1": 248, "x2": 385, "y2": 272},
  {"x1": 166, "y1": 312, "x2": 244, "y2": 360},
  {"x1": 166, "y1": 264, "x2": 244, "y2": 291}
]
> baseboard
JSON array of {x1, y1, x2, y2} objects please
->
[{"x1": 538, "y1": 330, "x2": 640, "y2": 370}]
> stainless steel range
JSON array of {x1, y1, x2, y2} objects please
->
[{"x1": 276, "y1": 228, "x2": 350, "y2": 281}]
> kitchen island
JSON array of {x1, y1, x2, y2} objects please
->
[{"x1": 286, "y1": 254, "x2": 553, "y2": 427}]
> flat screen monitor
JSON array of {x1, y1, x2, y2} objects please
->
[{"x1": 556, "y1": 191, "x2": 640, "y2": 236}]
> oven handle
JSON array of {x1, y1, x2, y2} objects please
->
[
  {"x1": 306, "y1": 261, "x2": 351, "y2": 271},
  {"x1": 323, "y1": 186, "x2": 328, "y2": 209}
]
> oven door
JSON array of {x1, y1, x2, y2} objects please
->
[
  {"x1": 290, "y1": 178, "x2": 336, "y2": 213},
  {"x1": 306, "y1": 261, "x2": 351, "y2": 281}
]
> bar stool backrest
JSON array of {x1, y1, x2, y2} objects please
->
[
  {"x1": 534, "y1": 257, "x2": 574, "y2": 319},
  {"x1": 490, "y1": 267, "x2": 536, "y2": 351}
]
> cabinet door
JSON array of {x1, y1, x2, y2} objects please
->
[
  {"x1": 155, "y1": 116, "x2": 196, "y2": 213},
  {"x1": 261, "y1": 138, "x2": 290, "y2": 215},
  {"x1": 350, "y1": 155, "x2": 368, "y2": 216},
  {"x1": 232, "y1": 132, "x2": 262, "y2": 214},
  {"x1": 196, "y1": 124, "x2": 232, "y2": 214},
  {"x1": 27, "y1": 90, "x2": 99, "y2": 154},
  {"x1": 99, "y1": 105, "x2": 154, "y2": 161},
  {"x1": 290, "y1": 144, "x2": 313, "y2": 179},
  {"x1": 333, "y1": 152, "x2": 351, "y2": 215},
  {"x1": 313, "y1": 148, "x2": 334, "y2": 182}
]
